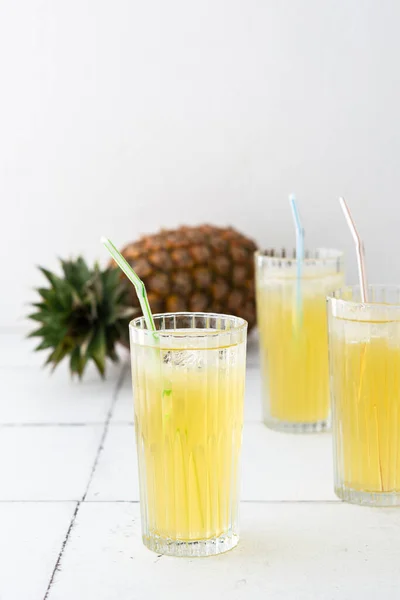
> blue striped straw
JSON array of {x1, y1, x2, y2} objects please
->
[{"x1": 289, "y1": 194, "x2": 305, "y2": 321}]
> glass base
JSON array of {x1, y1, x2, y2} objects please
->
[
  {"x1": 264, "y1": 415, "x2": 330, "y2": 434},
  {"x1": 143, "y1": 530, "x2": 239, "y2": 557},
  {"x1": 335, "y1": 485, "x2": 400, "y2": 507}
]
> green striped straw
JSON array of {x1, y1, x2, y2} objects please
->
[
  {"x1": 100, "y1": 237, "x2": 156, "y2": 332},
  {"x1": 101, "y1": 237, "x2": 173, "y2": 398}
]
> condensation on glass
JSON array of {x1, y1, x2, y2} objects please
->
[
  {"x1": 256, "y1": 248, "x2": 344, "y2": 433},
  {"x1": 130, "y1": 312, "x2": 247, "y2": 556},
  {"x1": 328, "y1": 285, "x2": 400, "y2": 506}
]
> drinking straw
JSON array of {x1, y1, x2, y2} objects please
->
[
  {"x1": 339, "y1": 197, "x2": 368, "y2": 303},
  {"x1": 289, "y1": 194, "x2": 304, "y2": 320},
  {"x1": 101, "y1": 237, "x2": 156, "y2": 331},
  {"x1": 101, "y1": 237, "x2": 173, "y2": 399}
]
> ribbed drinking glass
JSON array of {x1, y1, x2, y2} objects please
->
[
  {"x1": 328, "y1": 285, "x2": 400, "y2": 506},
  {"x1": 130, "y1": 312, "x2": 247, "y2": 556},
  {"x1": 256, "y1": 249, "x2": 344, "y2": 433}
]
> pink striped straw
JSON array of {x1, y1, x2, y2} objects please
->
[{"x1": 339, "y1": 197, "x2": 368, "y2": 303}]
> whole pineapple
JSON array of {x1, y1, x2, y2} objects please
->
[
  {"x1": 120, "y1": 225, "x2": 257, "y2": 330},
  {"x1": 29, "y1": 225, "x2": 257, "y2": 378}
]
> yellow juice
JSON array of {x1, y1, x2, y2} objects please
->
[
  {"x1": 257, "y1": 273, "x2": 343, "y2": 426},
  {"x1": 133, "y1": 341, "x2": 245, "y2": 542},
  {"x1": 330, "y1": 330, "x2": 400, "y2": 493}
]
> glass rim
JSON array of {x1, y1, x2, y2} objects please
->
[
  {"x1": 328, "y1": 284, "x2": 400, "y2": 314},
  {"x1": 129, "y1": 311, "x2": 248, "y2": 337},
  {"x1": 255, "y1": 247, "x2": 343, "y2": 265}
]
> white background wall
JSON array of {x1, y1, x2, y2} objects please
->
[{"x1": 1, "y1": 0, "x2": 400, "y2": 328}]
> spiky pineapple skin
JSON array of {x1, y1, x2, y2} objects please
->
[{"x1": 120, "y1": 225, "x2": 258, "y2": 329}]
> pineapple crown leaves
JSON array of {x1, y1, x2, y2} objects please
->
[{"x1": 28, "y1": 257, "x2": 137, "y2": 378}]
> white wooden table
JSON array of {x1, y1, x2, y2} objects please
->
[{"x1": 1, "y1": 331, "x2": 399, "y2": 600}]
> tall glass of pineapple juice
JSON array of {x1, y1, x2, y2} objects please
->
[
  {"x1": 129, "y1": 312, "x2": 247, "y2": 556},
  {"x1": 328, "y1": 285, "x2": 400, "y2": 506},
  {"x1": 255, "y1": 249, "x2": 344, "y2": 433}
]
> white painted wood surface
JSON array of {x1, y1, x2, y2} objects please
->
[{"x1": 1, "y1": 333, "x2": 399, "y2": 599}]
